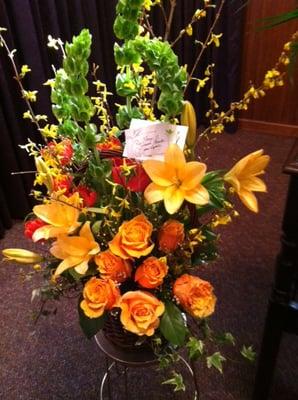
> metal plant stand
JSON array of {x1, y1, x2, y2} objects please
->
[{"x1": 95, "y1": 331, "x2": 200, "y2": 400}]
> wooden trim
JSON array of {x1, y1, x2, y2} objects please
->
[{"x1": 239, "y1": 118, "x2": 298, "y2": 137}]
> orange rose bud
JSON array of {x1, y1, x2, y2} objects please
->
[
  {"x1": 80, "y1": 277, "x2": 120, "y2": 319},
  {"x1": 135, "y1": 257, "x2": 168, "y2": 289},
  {"x1": 109, "y1": 214, "x2": 154, "y2": 259},
  {"x1": 95, "y1": 250, "x2": 132, "y2": 283},
  {"x1": 158, "y1": 219, "x2": 185, "y2": 253},
  {"x1": 173, "y1": 274, "x2": 216, "y2": 319},
  {"x1": 119, "y1": 291, "x2": 165, "y2": 336}
]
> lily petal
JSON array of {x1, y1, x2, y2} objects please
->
[
  {"x1": 241, "y1": 176, "x2": 267, "y2": 192},
  {"x1": 80, "y1": 221, "x2": 95, "y2": 242},
  {"x1": 74, "y1": 259, "x2": 89, "y2": 275},
  {"x1": 238, "y1": 189, "x2": 259, "y2": 213},
  {"x1": 144, "y1": 182, "x2": 166, "y2": 204},
  {"x1": 184, "y1": 185, "x2": 210, "y2": 205},
  {"x1": 164, "y1": 186, "x2": 184, "y2": 214},
  {"x1": 54, "y1": 256, "x2": 83, "y2": 276},
  {"x1": 179, "y1": 162, "x2": 207, "y2": 191},
  {"x1": 142, "y1": 160, "x2": 174, "y2": 186},
  {"x1": 164, "y1": 144, "x2": 186, "y2": 169}
]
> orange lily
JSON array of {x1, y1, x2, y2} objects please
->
[
  {"x1": 224, "y1": 149, "x2": 270, "y2": 213},
  {"x1": 50, "y1": 221, "x2": 100, "y2": 276},
  {"x1": 32, "y1": 193, "x2": 81, "y2": 242},
  {"x1": 142, "y1": 144, "x2": 209, "y2": 214}
]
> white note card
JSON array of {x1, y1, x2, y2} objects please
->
[{"x1": 123, "y1": 119, "x2": 188, "y2": 161}]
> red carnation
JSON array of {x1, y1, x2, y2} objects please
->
[
  {"x1": 96, "y1": 137, "x2": 122, "y2": 152},
  {"x1": 112, "y1": 158, "x2": 150, "y2": 192},
  {"x1": 24, "y1": 219, "x2": 46, "y2": 240},
  {"x1": 53, "y1": 175, "x2": 73, "y2": 194},
  {"x1": 58, "y1": 139, "x2": 73, "y2": 166},
  {"x1": 77, "y1": 185, "x2": 97, "y2": 207}
]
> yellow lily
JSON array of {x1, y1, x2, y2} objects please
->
[
  {"x1": 32, "y1": 193, "x2": 81, "y2": 242},
  {"x1": 224, "y1": 149, "x2": 270, "y2": 213},
  {"x1": 50, "y1": 222, "x2": 100, "y2": 277},
  {"x1": 142, "y1": 144, "x2": 209, "y2": 214},
  {"x1": 2, "y1": 248, "x2": 43, "y2": 264}
]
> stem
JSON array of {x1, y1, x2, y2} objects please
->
[
  {"x1": 144, "y1": 14, "x2": 156, "y2": 38},
  {"x1": 185, "y1": 0, "x2": 226, "y2": 92},
  {"x1": 164, "y1": 0, "x2": 177, "y2": 41},
  {"x1": 0, "y1": 32, "x2": 45, "y2": 139},
  {"x1": 158, "y1": 2, "x2": 168, "y2": 27}
]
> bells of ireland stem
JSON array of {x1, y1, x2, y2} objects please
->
[{"x1": 181, "y1": 100, "x2": 197, "y2": 148}]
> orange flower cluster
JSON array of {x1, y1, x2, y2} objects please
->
[{"x1": 77, "y1": 213, "x2": 216, "y2": 336}]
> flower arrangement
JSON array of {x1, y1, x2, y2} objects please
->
[{"x1": 1, "y1": 0, "x2": 297, "y2": 392}]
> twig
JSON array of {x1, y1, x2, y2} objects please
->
[
  {"x1": 144, "y1": 14, "x2": 156, "y2": 38},
  {"x1": 158, "y1": 2, "x2": 168, "y2": 27},
  {"x1": 185, "y1": 0, "x2": 226, "y2": 92},
  {"x1": 0, "y1": 32, "x2": 45, "y2": 138},
  {"x1": 164, "y1": 0, "x2": 177, "y2": 41}
]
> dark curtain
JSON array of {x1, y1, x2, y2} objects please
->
[{"x1": 0, "y1": 0, "x2": 246, "y2": 237}]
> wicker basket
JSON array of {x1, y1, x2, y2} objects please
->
[{"x1": 102, "y1": 310, "x2": 152, "y2": 352}]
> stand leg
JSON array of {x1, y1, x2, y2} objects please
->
[{"x1": 252, "y1": 301, "x2": 283, "y2": 400}]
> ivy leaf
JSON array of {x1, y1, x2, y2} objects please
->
[
  {"x1": 159, "y1": 301, "x2": 187, "y2": 346},
  {"x1": 206, "y1": 352, "x2": 226, "y2": 374},
  {"x1": 214, "y1": 332, "x2": 236, "y2": 346},
  {"x1": 186, "y1": 337, "x2": 204, "y2": 360},
  {"x1": 78, "y1": 299, "x2": 106, "y2": 339},
  {"x1": 240, "y1": 345, "x2": 256, "y2": 362},
  {"x1": 162, "y1": 371, "x2": 186, "y2": 392}
]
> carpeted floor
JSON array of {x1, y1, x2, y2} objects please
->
[{"x1": 0, "y1": 130, "x2": 297, "y2": 400}]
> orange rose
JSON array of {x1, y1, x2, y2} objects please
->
[
  {"x1": 109, "y1": 214, "x2": 154, "y2": 259},
  {"x1": 173, "y1": 274, "x2": 216, "y2": 318},
  {"x1": 95, "y1": 250, "x2": 132, "y2": 283},
  {"x1": 119, "y1": 291, "x2": 165, "y2": 336},
  {"x1": 135, "y1": 257, "x2": 168, "y2": 289},
  {"x1": 80, "y1": 277, "x2": 120, "y2": 319},
  {"x1": 158, "y1": 220, "x2": 185, "y2": 253}
]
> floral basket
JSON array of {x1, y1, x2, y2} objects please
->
[{"x1": 1, "y1": 0, "x2": 297, "y2": 392}]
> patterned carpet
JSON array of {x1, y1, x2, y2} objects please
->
[{"x1": 0, "y1": 130, "x2": 297, "y2": 400}]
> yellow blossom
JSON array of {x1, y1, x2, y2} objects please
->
[
  {"x1": 23, "y1": 111, "x2": 32, "y2": 120},
  {"x1": 124, "y1": 81, "x2": 136, "y2": 90},
  {"x1": 186, "y1": 25, "x2": 193, "y2": 36},
  {"x1": 211, "y1": 214, "x2": 232, "y2": 228},
  {"x1": 224, "y1": 149, "x2": 270, "y2": 213},
  {"x1": 51, "y1": 222, "x2": 100, "y2": 276},
  {"x1": 211, "y1": 123, "x2": 224, "y2": 134},
  {"x1": 43, "y1": 79, "x2": 55, "y2": 87},
  {"x1": 194, "y1": 9, "x2": 207, "y2": 19},
  {"x1": 39, "y1": 124, "x2": 58, "y2": 139},
  {"x1": 208, "y1": 33, "x2": 222, "y2": 48},
  {"x1": 196, "y1": 77, "x2": 209, "y2": 92},
  {"x1": 20, "y1": 65, "x2": 31, "y2": 78},
  {"x1": 143, "y1": 144, "x2": 209, "y2": 214},
  {"x1": 22, "y1": 90, "x2": 38, "y2": 102}
]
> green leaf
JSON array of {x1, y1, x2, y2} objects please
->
[
  {"x1": 201, "y1": 171, "x2": 226, "y2": 209},
  {"x1": 206, "y1": 352, "x2": 226, "y2": 374},
  {"x1": 259, "y1": 8, "x2": 298, "y2": 30},
  {"x1": 78, "y1": 299, "x2": 106, "y2": 339},
  {"x1": 214, "y1": 332, "x2": 236, "y2": 346},
  {"x1": 186, "y1": 337, "x2": 204, "y2": 360},
  {"x1": 159, "y1": 301, "x2": 187, "y2": 347},
  {"x1": 162, "y1": 371, "x2": 186, "y2": 392},
  {"x1": 240, "y1": 345, "x2": 256, "y2": 362}
]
